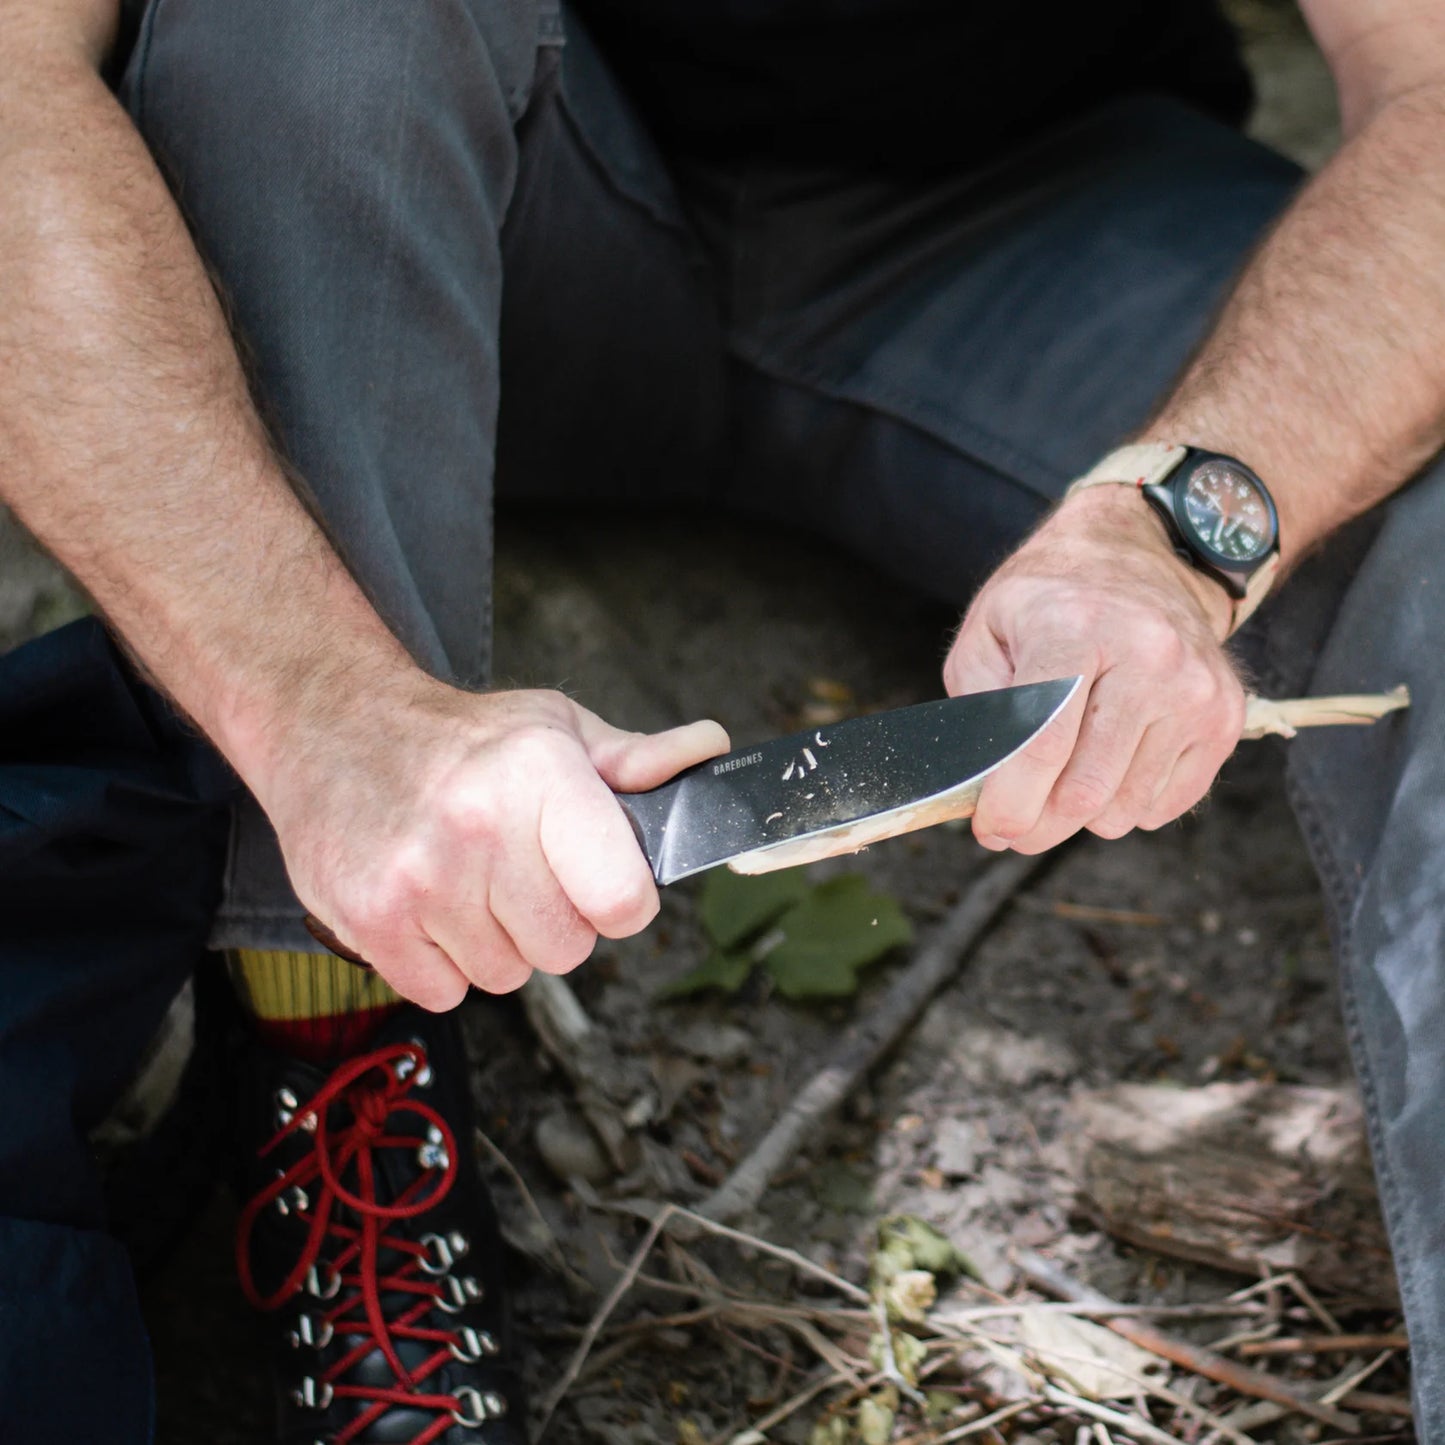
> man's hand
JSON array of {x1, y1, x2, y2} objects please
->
[
  {"x1": 943, "y1": 486, "x2": 1245, "y2": 855},
  {"x1": 256, "y1": 684, "x2": 729, "y2": 1012}
]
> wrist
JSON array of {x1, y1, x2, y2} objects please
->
[
  {"x1": 203, "y1": 606, "x2": 425, "y2": 801},
  {"x1": 1058, "y1": 483, "x2": 1236, "y2": 642}
]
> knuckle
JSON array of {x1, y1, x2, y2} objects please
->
[
  {"x1": 979, "y1": 810, "x2": 1031, "y2": 842},
  {"x1": 476, "y1": 961, "x2": 533, "y2": 996},
  {"x1": 442, "y1": 782, "x2": 501, "y2": 841},
  {"x1": 413, "y1": 975, "x2": 470, "y2": 1013},
  {"x1": 1054, "y1": 773, "x2": 1113, "y2": 821},
  {"x1": 1024, "y1": 723, "x2": 1076, "y2": 773},
  {"x1": 537, "y1": 924, "x2": 598, "y2": 975},
  {"x1": 1088, "y1": 813, "x2": 1134, "y2": 840},
  {"x1": 594, "y1": 874, "x2": 659, "y2": 934}
]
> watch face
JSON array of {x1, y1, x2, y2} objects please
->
[{"x1": 1180, "y1": 459, "x2": 1275, "y2": 563}]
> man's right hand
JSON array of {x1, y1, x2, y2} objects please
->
[{"x1": 252, "y1": 683, "x2": 729, "y2": 1011}]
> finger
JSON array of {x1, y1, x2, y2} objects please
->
[
  {"x1": 1087, "y1": 718, "x2": 1185, "y2": 840},
  {"x1": 488, "y1": 844, "x2": 598, "y2": 976},
  {"x1": 365, "y1": 933, "x2": 472, "y2": 1013},
  {"x1": 971, "y1": 653, "x2": 1093, "y2": 848},
  {"x1": 1000, "y1": 671, "x2": 1150, "y2": 853},
  {"x1": 423, "y1": 906, "x2": 534, "y2": 996},
  {"x1": 1139, "y1": 739, "x2": 1231, "y2": 830},
  {"x1": 943, "y1": 616, "x2": 1013, "y2": 696},
  {"x1": 577, "y1": 712, "x2": 731, "y2": 793},
  {"x1": 539, "y1": 768, "x2": 660, "y2": 939}
]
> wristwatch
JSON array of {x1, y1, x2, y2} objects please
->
[{"x1": 1065, "y1": 441, "x2": 1282, "y2": 634}]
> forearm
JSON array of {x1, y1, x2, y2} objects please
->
[
  {"x1": 0, "y1": 23, "x2": 414, "y2": 791},
  {"x1": 1146, "y1": 83, "x2": 1445, "y2": 566}
]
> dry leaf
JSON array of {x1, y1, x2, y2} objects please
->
[{"x1": 1018, "y1": 1308, "x2": 1166, "y2": 1400}]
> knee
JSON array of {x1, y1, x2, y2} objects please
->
[{"x1": 122, "y1": 0, "x2": 536, "y2": 184}]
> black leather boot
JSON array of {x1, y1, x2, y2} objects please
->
[{"x1": 235, "y1": 1007, "x2": 528, "y2": 1444}]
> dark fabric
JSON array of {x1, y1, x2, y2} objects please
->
[
  {"x1": 573, "y1": 0, "x2": 1251, "y2": 173},
  {"x1": 0, "y1": 619, "x2": 233, "y2": 1439}
]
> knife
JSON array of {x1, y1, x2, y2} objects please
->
[
  {"x1": 614, "y1": 677, "x2": 1081, "y2": 885},
  {"x1": 302, "y1": 679, "x2": 1411, "y2": 959}
]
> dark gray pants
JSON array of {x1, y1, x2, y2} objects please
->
[{"x1": 113, "y1": 0, "x2": 1445, "y2": 1436}]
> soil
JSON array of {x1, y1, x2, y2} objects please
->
[{"x1": 2, "y1": 6, "x2": 1397, "y2": 1444}]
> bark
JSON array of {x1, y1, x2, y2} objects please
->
[{"x1": 1062, "y1": 1081, "x2": 1397, "y2": 1308}]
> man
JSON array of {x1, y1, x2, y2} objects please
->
[{"x1": 2, "y1": 0, "x2": 1442, "y2": 1440}]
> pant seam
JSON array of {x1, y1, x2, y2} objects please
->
[{"x1": 1286, "y1": 760, "x2": 1435, "y2": 1436}]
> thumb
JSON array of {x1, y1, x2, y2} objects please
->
[{"x1": 575, "y1": 712, "x2": 731, "y2": 793}]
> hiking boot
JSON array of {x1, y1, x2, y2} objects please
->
[{"x1": 235, "y1": 1007, "x2": 527, "y2": 1444}]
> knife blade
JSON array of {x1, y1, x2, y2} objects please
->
[{"x1": 615, "y1": 677, "x2": 1081, "y2": 885}]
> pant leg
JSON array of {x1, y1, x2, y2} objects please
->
[
  {"x1": 699, "y1": 95, "x2": 1302, "y2": 596},
  {"x1": 0, "y1": 619, "x2": 233, "y2": 1443},
  {"x1": 1267, "y1": 479, "x2": 1445, "y2": 1444},
  {"x1": 120, "y1": 0, "x2": 727, "y2": 952},
  {"x1": 702, "y1": 95, "x2": 1441, "y2": 1427}
]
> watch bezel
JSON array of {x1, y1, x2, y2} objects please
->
[{"x1": 1141, "y1": 448, "x2": 1279, "y2": 599}]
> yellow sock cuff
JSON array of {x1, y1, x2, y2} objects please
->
[{"x1": 229, "y1": 948, "x2": 403, "y2": 1022}]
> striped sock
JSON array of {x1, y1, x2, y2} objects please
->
[{"x1": 228, "y1": 949, "x2": 405, "y2": 1063}]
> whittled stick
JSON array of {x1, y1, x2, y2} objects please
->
[{"x1": 1243, "y1": 686, "x2": 1410, "y2": 740}]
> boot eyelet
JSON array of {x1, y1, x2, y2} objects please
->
[
  {"x1": 451, "y1": 1386, "x2": 507, "y2": 1424},
  {"x1": 449, "y1": 1325, "x2": 499, "y2": 1362},
  {"x1": 274, "y1": 1087, "x2": 318, "y2": 1132},
  {"x1": 276, "y1": 1184, "x2": 310, "y2": 1217},
  {"x1": 437, "y1": 1273, "x2": 483, "y2": 1313},
  {"x1": 305, "y1": 1262, "x2": 342, "y2": 1300},
  {"x1": 292, "y1": 1376, "x2": 334, "y2": 1410},
  {"x1": 416, "y1": 1125, "x2": 450, "y2": 1172},
  {"x1": 419, "y1": 1231, "x2": 455, "y2": 1274},
  {"x1": 290, "y1": 1313, "x2": 334, "y2": 1349},
  {"x1": 394, "y1": 1042, "x2": 434, "y2": 1089}
]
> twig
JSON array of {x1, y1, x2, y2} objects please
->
[
  {"x1": 1017, "y1": 1253, "x2": 1359, "y2": 1433},
  {"x1": 1042, "y1": 1385, "x2": 1187, "y2": 1445},
  {"x1": 1336, "y1": 1393, "x2": 1412, "y2": 1420},
  {"x1": 715, "y1": 1367, "x2": 849, "y2": 1444},
  {"x1": 577, "y1": 1186, "x2": 874, "y2": 1306},
  {"x1": 942, "y1": 1302, "x2": 1267, "y2": 1325},
  {"x1": 474, "y1": 1127, "x2": 587, "y2": 1290},
  {"x1": 1241, "y1": 687, "x2": 1409, "y2": 740},
  {"x1": 1283, "y1": 1273, "x2": 1344, "y2": 1336},
  {"x1": 872, "y1": 1295, "x2": 929, "y2": 1408},
  {"x1": 1238, "y1": 1334, "x2": 1408, "y2": 1359},
  {"x1": 933, "y1": 1400, "x2": 1037, "y2": 1443},
  {"x1": 1321, "y1": 1352, "x2": 1397, "y2": 1407},
  {"x1": 537, "y1": 1203, "x2": 675, "y2": 1437},
  {"x1": 697, "y1": 851, "x2": 1046, "y2": 1221},
  {"x1": 1015, "y1": 897, "x2": 1167, "y2": 927}
]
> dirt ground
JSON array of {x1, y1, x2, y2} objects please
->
[{"x1": 4, "y1": 5, "x2": 1404, "y2": 1444}]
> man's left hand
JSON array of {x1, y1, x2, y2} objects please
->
[{"x1": 943, "y1": 485, "x2": 1246, "y2": 854}]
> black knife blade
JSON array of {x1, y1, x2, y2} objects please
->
[{"x1": 616, "y1": 678, "x2": 1080, "y2": 884}]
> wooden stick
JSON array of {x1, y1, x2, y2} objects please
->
[
  {"x1": 1238, "y1": 1334, "x2": 1408, "y2": 1359},
  {"x1": 1017, "y1": 1253, "x2": 1359, "y2": 1434},
  {"x1": 697, "y1": 851, "x2": 1045, "y2": 1222},
  {"x1": 1242, "y1": 687, "x2": 1409, "y2": 740}
]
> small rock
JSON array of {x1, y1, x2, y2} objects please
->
[
  {"x1": 932, "y1": 1118, "x2": 985, "y2": 1178},
  {"x1": 534, "y1": 1109, "x2": 612, "y2": 1185},
  {"x1": 672, "y1": 1019, "x2": 754, "y2": 1064}
]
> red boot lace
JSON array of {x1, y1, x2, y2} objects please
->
[{"x1": 236, "y1": 1042, "x2": 479, "y2": 1445}]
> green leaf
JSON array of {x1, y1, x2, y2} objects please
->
[
  {"x1": 699, "y1": 868, "x2": 811, "y2": 951},
  {"x1": 656, "y1": 947, "x2": 755, "y2": 1000},
  {"x1": 761, "y1": 875, "x2": 913, "y2": 1000}
]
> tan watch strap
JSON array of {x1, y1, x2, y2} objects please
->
[{"x1": 1064, "y1": 441, "x2": 1279, "y2": 637}]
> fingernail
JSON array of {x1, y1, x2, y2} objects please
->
[{"x1": 976, "y1": 833, "x2": 1010, "y2": 851}]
